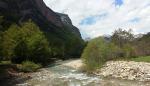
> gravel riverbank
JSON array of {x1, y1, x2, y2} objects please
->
[
  {"x1": 12, "y1": 59, "x2": 150, "y2": 86},
  {"x1": 95, "y1": 61, "x2": 150, "y2": 81},
  {"x1": 62, "y1": 59, "x2": 82, "y2": 69},
  {"x1": 14, "y1": 59, "x2": 150, "y2": 86},
  {"x1": 63, "y1": 60, "x2": 150, "y2": 82}
]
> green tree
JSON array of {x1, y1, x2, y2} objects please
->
[
  {"x1": 111, "y1": 28, "x2": 134, "y2": 48},
  {"x1": 122, "y1": 43, "x2": 135, "y2": 58},
  {"x1": 1, "y1": 20, "x2": 51, "y2": 65},
  {"x1": 111, "y1": 28, "x2": 135, "y2": 58},
  {"x1": 134, "y1": 32, "x2": 150, "y2": 56},
  {"x1": 66, "y1": 36, "x2": 84, "y2": 58},
  {"x1": 81, "y1": 37, "x2": 118, "y2": 71},
  {"x1": 1, "y1": 24, "x2": 20, "y2": 60}
]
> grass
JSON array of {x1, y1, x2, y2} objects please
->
[
  {"x1": 0, "y1": 61, "x2": 11, "y2": 65},
  {"x1": 113, "y1": 56, "x2": 150, "y2": 63},
  {"x1": 17, "y1": 61, "x2": 41, "y2": 72},
  {"x1": 130, "y1": 56, "x2": 150, "y2": 63},
  {"x1": 0, "y1": 60, "x2": 41, "y2": 73}
]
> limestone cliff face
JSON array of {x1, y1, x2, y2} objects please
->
[
  {"x1": 34, "y1": 0, "x2": 63, "y2": 27},
  {"x1": 0, "y1": 0, "x2": 82, "y2": 38},
  {"x1": 57, "y1": 13, "x2": 81, "y2": 38}
]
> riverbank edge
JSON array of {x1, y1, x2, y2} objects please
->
[
  {"x1": 62, "y1": 59, "x2": 150, "y2": 82},
  {"x1": 2, "y1": 59, "x2": 150, "y2": 85}
]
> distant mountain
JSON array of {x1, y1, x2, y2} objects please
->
[{"x1": 0, "y1": 0, "x2": 84, "y2": 58}]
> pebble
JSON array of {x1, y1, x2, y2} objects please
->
[{"x1": 96, "y1": 61, "x2": 150, "y2": 81}]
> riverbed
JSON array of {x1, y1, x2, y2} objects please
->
[{"x1": 17, "y1": 59, "x2": 150, "y2": 86}]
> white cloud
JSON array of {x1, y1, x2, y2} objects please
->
[{"x1": 44, "y1": 0, "x2": 150, "y2": 39}]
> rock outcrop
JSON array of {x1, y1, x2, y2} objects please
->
[
  {"x1": 0, "y1": 0, "x2": 82, "y2": 38},
  {"x1": 57, "y1": 13, "x2": 81, "y2": 37},
  {"x1": 34, "y1": 0, "x2": 63, "y2": 27}
]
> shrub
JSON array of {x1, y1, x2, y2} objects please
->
[
  {"x1": 122, "y1": 43, "x2": 136, "y2": 58},
  {"x1": 81, "y1": 37, "x2": 118, "y2": 71},
  {"x1": 0, "y1": 61, "x2": 11, "y2": 65},
  {"x1": 18, "y1": 61, "x2": 41, "y2": 72}
]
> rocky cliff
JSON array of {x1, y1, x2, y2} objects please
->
[
  {"x1": 57, "y1": 13, "x2": 81, "y2": 38},
  {"x1": 0, "y1": 0, "x2": 81, "y2": 38},
  {"x1": 0, "y1": 0, "x2": 84, "y2": 58}
]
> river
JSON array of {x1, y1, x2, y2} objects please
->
[{"x1": 18, "y1": 60, "x2": 150, "y2": 86}]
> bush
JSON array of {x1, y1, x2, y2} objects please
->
[
  {"x1": 18, "y1": 61, "x2": 41, "y2": 72},
  {"x1": 81, "y1": 37, "x2": 119, "y2": 71},
  {"x1": 122, "y1": 43, "x2": 136, "y2": 58},
  {"x1": 0, "y1": 61, "x2": 11, "y2": 65}
]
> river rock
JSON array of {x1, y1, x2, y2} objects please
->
[{"x1": 96, "y1": 61, "x2": 150, "y2": 81}]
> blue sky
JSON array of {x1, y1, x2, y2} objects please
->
[
  {"x1": 44, "y1": 0, "x2": 150, "y2": 39},
  {"x1": 129, "y1": 17, "x2": 140, "y2": 23},
  {"x1": 79, "y1": 13, "x2": 107, "y2": 25},
  {"x1": 115, "y1": 0, "x2": 123, "y2": 6}
]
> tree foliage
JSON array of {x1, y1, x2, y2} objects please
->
[
  {"x1": 134, "y1": 32, "x2": 150, "y2": 56},
  {"x1": 82, "y1": 28, "x2": 150, "y2": 71},
  {"x1": 18, "y1": 61, "x2": 41, "y2": 72},
  {"x1": 81, "y1": 37, "x2": 119, "y2": 70},
  {"x1": 111, "y1": 28, "x2": 134, "y2": 48},
  {"x1": 111, "y1": 29, "x2": 135, "y2": 58},
  {"x1": 1, "y1": 20, "x2": 51, "y2": 65}
]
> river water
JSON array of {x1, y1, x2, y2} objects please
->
[{"x1": 21, "y1": 63, "x2": 150, "y2": 86}]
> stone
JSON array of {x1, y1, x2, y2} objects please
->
[{"x1": 96, "y1": 61, "x2": 150, "y2": 82}]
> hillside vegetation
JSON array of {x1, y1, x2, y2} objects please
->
[
  {"x1": 0, "y1": 18, "x2": 84, "y2": 72},
  {"x1": 82, "y1": 29, "x2": 150, "y2": 71}
]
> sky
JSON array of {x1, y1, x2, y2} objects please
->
[{"x1": 44, "y1": 0, "x2": 150, "y2": 39}]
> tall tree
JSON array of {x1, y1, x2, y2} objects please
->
[
  {"x1": 1, "y1": 20, "x2": 51, "y2": 65},
  {"x1": 111, "y1": 28, "x2": 134, "y2": 48}
]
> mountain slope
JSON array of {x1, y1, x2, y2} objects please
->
[{"x1": 0, "y1": 0, "x2": 84, "y2": 58}]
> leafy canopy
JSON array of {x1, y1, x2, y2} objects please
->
[{"x1": 1, "y1": 20, "x2": 50, "y2": 65}]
